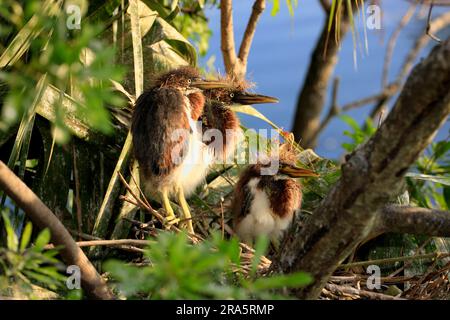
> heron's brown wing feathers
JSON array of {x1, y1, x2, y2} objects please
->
[{"x1": 131, "y1": 87, "x2": 190, "y2": 178}]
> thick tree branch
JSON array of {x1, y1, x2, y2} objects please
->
[
  {"x1": 0, "y1": 161, "x2": 114, "y2": 300},
  {"x1": 276, "y1": 38, "x2": 450, "y2": 299},
  {"x1": 220, "y1": 0, "x2": 266, "y2": 79},
  {"x1": 220, "y1": 0, "x2": 237, "y2": 74},
  {"x1": 374, "y1": 205, "x2": 450, "y2": 237},
  {"x1": 291, "y1": 9, "x2": 352, "y2": 148}
]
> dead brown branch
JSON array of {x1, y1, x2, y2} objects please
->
[
  {"x1": 220, "y1": 0, "x2": 266, "y2": 79},
  {"x1": 0, "y1": 160, "x2": 114, "y2": 300}
]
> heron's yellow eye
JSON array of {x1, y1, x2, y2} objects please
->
[
  {"x1": 230, "y1": 93, "x2": 234, "y2": 98},
  {"x1": 187, "y1": 79, "x2": 192, "y2": 84}
]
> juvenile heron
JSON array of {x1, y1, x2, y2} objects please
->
[
  {"x1": 201, "y1": 78, "x2": 279, "y2": 164},
  {"x1": 131, "y1": 67, "x2": 228, "y2": 233},
  {"x1": 231, "y1": 142, "x2": 318, "y2": 247},
  {"x1": 131, "y1": 69, "x2": 279, "y2": 234}
]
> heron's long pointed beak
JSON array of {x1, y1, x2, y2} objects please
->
[
  {"x1": 191, "y1": 79, "x2": 231, "y2": 90},
  {"x1": 233, "y1": 92, "x2": 279, "y2": 104},
  {"x1": 279, "y1": 164, "x2": 319, "y2": 178}
]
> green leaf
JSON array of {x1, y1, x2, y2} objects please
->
[
  {"x1": 340, "y1": 114, "x2": 361, "y2": 134},
  {"x1": 141, "y1": 0, "x2": 171, "y2": 18},
  {"x1": 85, "y1": 0, "x2": 122, "y2": 24},
  {"x1": 286, "y1": 0, "x2": 295, "y2": 16},
  {"x1": 405, "y1": 173, "x2": 450, "y2": 186},
  {"x1": 444, "y1": 186, "x2": 450, "y2": 210},
  {"x1": 129, "y1": 0, "x2": 145, "y2": 96},
  {"x1": 252, "y1": 272, "x2": 313, "y2": 290},
  {"x1": 1, "y1": 209, "x2": 19, "y2": 251},
  {"x1": 0, "y1": 0, "x2": 59, "y2": 67},
  {"x1": 230, "y1": 104, "x2": 280, "y2": 131},
  {"x1": 34, "y1": 228, "x2": 51, "y2": 251},
  {"x1": 327, "y1": 0, "x2": 338, "y2": 31},
  {"x1": 149, "y1": 17, "x2": 197, "y2": 66},
  {"x1": 3, "y1": 74, "x2": 47, "y2": 172},
  {"x1": 251, "y1": 236, "x2": 269, "y2": 276},
  {"x1": 20, "y1": 222, "x2": 33, "y2": 252},
  {"x1": 271, "y1": 0, "x2": 280, "y2": 16}
]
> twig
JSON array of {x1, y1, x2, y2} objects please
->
[
  {"x1": 317, "y1": 11, "x2": 450, "y2": 130},
  {"x1": 118, "y1": 172, "x2": 164, "y2": 223},
  {"x1": 75, "y1": 239, "x2": 152, "y2": 247},
  {"x1": 0, "y1": 160, "x2": 114, "y2": 300},
  {"x1": 45, "y1": 239, "x2": 146, "y2": 254},
  {"x1": 382, "y1": 3, "x2": 417, "y2": 88},
  {"x1": 72, "y1": 144, "x2": 83, "y2": 238},
  {"x1": 341, "y1": 83, "x2": 399, "y2": 111},
  {"x1": 338, "y1": 252, "x2": 450, "y2": 269},
  {"x1": 309, "y1": 77, "x2": 340, "y2": 142},
  {"x1": 69, "y1": 229, "x2": 102, "y2": 241},
  {"x1": 397, "y1": 11, "x2": 450, "y2": 84},
  {"x1": 426, "y1": 2, "x2": 442, "y2": 43},
  {"x1": 238, "y1": 0, "x2": 266, "y2": 64},
  {"x1": 388, "y1": 237, "x2": 433, "y2": 278},
  {"x1": 325, "y1": 283, "x2": 406, "y2": 300}
]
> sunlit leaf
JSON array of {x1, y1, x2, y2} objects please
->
[
  {"x1": 33, "y1": 228, "x2": 51, "y2": 251},
  {"x1": 20, "y1": 222, "x2": 33, "y2": 252},
  {"x1": 405, "y1": 173, "x2": 450, "y2": 186},
  {"x1": 1, "y1": 209, "x2": 19, "y2": 251}
]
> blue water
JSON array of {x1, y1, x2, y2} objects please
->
[{"x1": 200, "y1": 1, "x2": 449, "y2": 159}]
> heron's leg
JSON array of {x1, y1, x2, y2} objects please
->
[
  {"x1": 160, "y1": 187, "x2": 179, "y2": 228},
  {"x1": 176, "y1": 185, "x2": 194, "y2": 234}
]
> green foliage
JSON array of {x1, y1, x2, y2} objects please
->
[
  {"x1": 270, "y1": 0, "x2": 298, "y2": 16},
  {"x1": 105, "y1": 232, "x2": 312, "y2": 299},
  {"x1": 407, "y1": 138, "x2": 450, "y2": 210},
  {"x1": 0, "y1": 0, "x2": 125, "y2": 143},
  {"x1": 0, "y1": 208, "x2": 67, "y2": 299},
  {"x1": 340, "y1": 115, "x2": 376, "y2": 152}
]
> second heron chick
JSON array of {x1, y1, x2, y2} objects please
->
[
  {"x1": 201, "y1": 77, "x2": 279, "y2": 164},
  {"x1": 231, "y1": 142, "x2": 319, "y2": 247}
]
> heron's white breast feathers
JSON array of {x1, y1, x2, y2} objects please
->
[{"x1": 235, "y1": 178, "x2": 293, "y2": 245}]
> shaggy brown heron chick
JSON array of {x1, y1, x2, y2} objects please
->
[
  {"x1": 201, "y1": 78, "x2": 279, "y2": 163},
  {"x1": 131, "y1": 67, "x2": 228, "y2": 233},
  {"x1": 231, "y1": 143, "x2": 318, "y2": 247}
]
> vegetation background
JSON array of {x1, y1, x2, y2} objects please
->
[{"x1": 0, "y1": 0, "x2": 449, "y2": 300}]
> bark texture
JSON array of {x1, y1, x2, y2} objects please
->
[
  {"x1": 276, "y1": 38, "x2": 450, "y2": 299},
  {"x1": 291, "y1": 14, "x2": 350, "y2": 148}
]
